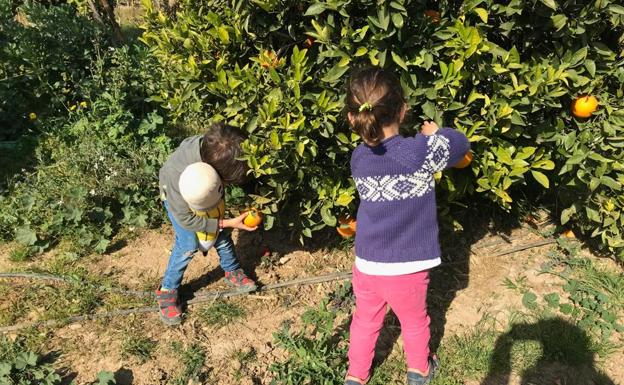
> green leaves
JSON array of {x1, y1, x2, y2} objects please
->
[
  {"x1": 531, "y1": 170, "x2": 550, "y2": 188},
  {"x1": 541, "y1": 0, "x2": 557, "y2": 10},
  {"x1": 474, "y1": 8, "x2": 488, "y2": 23},
  {"x1": 15, "y1": 227, "x2": 37, "y2": 246}
]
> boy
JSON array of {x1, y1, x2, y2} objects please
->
[{"x1": 156, "y1": 122, "x2": 258, "y2": 326}]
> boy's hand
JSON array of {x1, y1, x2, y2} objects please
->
[
  {"x1": 421, "y1": 121, "x2": 439, "y2": 136},
  {"x1": 223, "y1": 212, "x2": 258, "y2": 232}
]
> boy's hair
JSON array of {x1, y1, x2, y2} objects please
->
[
  {"x1": 346, "y1": 67, "x2": 405, "y2": 146},
  {"x1": 200, "y1": 122, "x2": 249, "y2": 185}
]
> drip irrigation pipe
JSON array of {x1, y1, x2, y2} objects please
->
[{"x1": 0, "y1": 237, "x2": 558, "y2": 333}]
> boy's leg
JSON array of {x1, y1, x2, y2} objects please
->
[
  {"x1": 213, "y1": 230, "x2": 256, "y2": 292},
  {"x1": 347, "y1": 266, "x2": 387, "y2": 381},
  {"x1": 385, "y1": 270, "x2": 431, "y2": 374},
  {"x1": 161, "y1": 201, "x2": 198, "y2": 290},
  {"x1": 157, "y1": 201, "x2": 198, "y2": 325}
]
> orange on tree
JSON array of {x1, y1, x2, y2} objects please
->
[
  {"x1": 424, "y1": 10, "x2": 441, "y2": 24},
  {"x1": 260, "y1": 50, "x2": 279, "y2": 69},
  {"x1": 454, "y1": 151, "x2": 473, "y2": 169},
  {"x1": 337, "y1": 216, "x2": 356, "y2": 237},
  {"x1": 572, "y1": 95, "x2": 598, "y2": 118},
  {"x1": 303, "y1": 37, "x2": 315, "y2": 48},
  {"x1": 243, "y1": 209, "x2": 262, "y2": 227}
]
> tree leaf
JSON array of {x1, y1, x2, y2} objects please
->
[
  {"x1": 541, "y1": 0, "x2": 557, "y2": 10},
  {"x1": 304, "y1": 3, "x2": 327, "y2": 16},
  {"x1": 392, "y1": 12, "x2": 404, "y2": 29},
  {"x1": 584, "y1": 60, "x2": 596, "y2": 77},
  {"x1": 531, "y1": 170, "x2": 550, "y2": 188},
  {"x1": 15, "y1": 227, "x2": 37, "y2": 246},
  {"x1": 474, "y1": 8, "x2": 488, "y2": 23},
  {"x1": 561, "y1": 205, "x2": 576, "y2": 225},
  {"x1": 551, "y1": 14, "x2": 567, "y2": 31},
  {"x1": 321, "y1": 63, "x2": 349, "y2": 83},
  {"x1": 391, "y1": 51, "x2": 408, "y2": 71},
  {"x1": 336, "y1": 193, "x2": 354, "y2": 207}
]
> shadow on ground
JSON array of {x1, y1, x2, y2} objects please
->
[{"x1": 481, "y1": 318, "x2": 615, "y2": 385}]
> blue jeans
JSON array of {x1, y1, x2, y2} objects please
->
[{"x1": 161, "y1": 201, "x2": 241, "y2": 290}]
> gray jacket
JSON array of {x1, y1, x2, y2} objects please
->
[{"x1": 159, "y1": 135, "x2": 219, "y2": 233}]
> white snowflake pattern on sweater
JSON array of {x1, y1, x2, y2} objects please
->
[{"x1": 353, "y1": 135, "x2": 450, "y2": 202}]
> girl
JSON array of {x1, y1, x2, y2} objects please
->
[{"x1": 344, "y1": 67, "x2": 470, "y2": 385}]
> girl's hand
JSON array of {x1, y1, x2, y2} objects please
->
[
  {"x1": 223, "y1": 213, "x2": 258, "y2": 231},
  {"x1": 421, "y1": 121, "x2": 439, "y2": 136}
]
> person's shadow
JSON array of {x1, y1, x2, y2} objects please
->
[{"x1": 481, "y1": 318, "x2": 615, "y2": 385}]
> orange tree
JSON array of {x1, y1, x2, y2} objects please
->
[{"x1": 141, "y1": 0, "x2": 624, "y2": 259}]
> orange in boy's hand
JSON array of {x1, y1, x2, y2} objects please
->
[
  {"x1": 454, "y1": 151, "x2": 473, "y2": 169},
  {"x1": 337, "y1": 216, "x2": 356, "y2": 238},
  {"x1": 243, "y1": 210, "x2": 262, "y2": 227}
]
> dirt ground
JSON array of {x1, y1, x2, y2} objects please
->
[{"x1": 1, "y1": 224, "x2": 622, "y2": 385}]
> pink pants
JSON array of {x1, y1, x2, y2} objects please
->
[{"x1": 347, "y1": 266, "x2": 431, "y2": 380}]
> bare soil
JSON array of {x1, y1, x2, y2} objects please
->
[{"x1": 0, "y1": 225, "x2": 622, "y2": 385}]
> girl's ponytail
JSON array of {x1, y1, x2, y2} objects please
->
[
  {"x1": 346, "y1": 67, "x2": 405, "y2": 146},
  {"x1": 351, "y1": 108, "x2": 382, "y2": 146}
]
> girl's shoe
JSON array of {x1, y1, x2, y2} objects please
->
[
  {"x1": 223, "y1": 269, "x2": 257, "y2": 292},
  {"x1": 407, "y1": 356, "x2": 439, "y2": 385},
  {"x1": 155, "y1": 288, "x2": 182, "y2": 326}
]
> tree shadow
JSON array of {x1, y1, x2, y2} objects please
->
[{"x1": 481, "y1": 318, "x2": 615, "y2": 385}]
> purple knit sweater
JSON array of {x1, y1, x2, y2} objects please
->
[{"x1": 351, "y1": 128, "x2": 470, "y2": 264}]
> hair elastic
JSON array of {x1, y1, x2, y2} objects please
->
[{"x1": 358, "y1": 102, "x2": 373, "y2": 112}]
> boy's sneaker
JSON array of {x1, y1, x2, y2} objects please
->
[
  {"x1": 407, "y1": 356, "x2": 439, "y2": 385},
  {"x1": 155, "y1": 288, "x2": 182, "y2": 326},
  {"x1": 224, "y1": 269, "x2": 257, "y2": 292}
]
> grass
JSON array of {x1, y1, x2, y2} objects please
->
[
  {"x1": 169, "y1": 342, "x2": 209, "y2": 385},
  {"x1": 121, "y1": 333, "x2": 157, "y2": 363},
  {"x1": 8, "y1": 245, "x2": 35, "y2": 262},
  {"x1": 195, "y1": 300, "x2": 246, "y2": 327},
  {"x1": 231, "y1": 348, "x2": 257, "y2": 381}
]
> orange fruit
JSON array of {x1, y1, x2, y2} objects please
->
[
  {"x1": 260, "y1": 50, "x2": 279, "y2": 69},
  {"x1": 424, "y1": 10, "x2": 441, "y2": 24},
  {"x1": 303, "y1": 37, "x2": 315, "y2": 48},
  {"x1": 454, "y1": 151, "x2": 473, "y2": 169},
  {"x1": 336, "y1": 226, "x2": 355, "y2": 237},
  {"x1": 572, "y1": 95, "x2": 598, "y2": 118},
  {"x1": 563, "y1": 230, "x2": 576, "y2": 239},
  {"x1": 243, "y1": 210, "x2": 262, "y2": 227},
  {"x1": 337, "y1": 216, "x2": 356, "y2": 237}
]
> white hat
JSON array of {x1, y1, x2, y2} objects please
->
[{"x1": 178, "y1": 162, "x2": 223, "y2": 210}]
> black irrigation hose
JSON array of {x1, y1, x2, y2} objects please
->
[
  {"x1": 0, "y1": 237, "x2": 559, "y2": 333},
  {"x1": 0, "y1": 272, "x2": 152, "y2": 297},
  {"x1": 0, "y1": 271, "x2": 353, "y2": 333}
]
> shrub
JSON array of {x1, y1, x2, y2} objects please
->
[
  {"x1": 141, "y1": 0, "x2": 624, "y2": 257},
  {"x1": 0, "y1": 45, "x2": 172, "y2": 254},
  {"x1": 0, "y1": 0, "x2": 106, "y2": 139}
]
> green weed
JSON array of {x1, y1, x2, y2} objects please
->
[
  {"x1": 121, "y1": 334, "x2": 157, "y2": 363},
  {"x1": 270, "y1": 300, "x2": 348, "y2": 385},
  {"x1": 169, "y1": 342, "x2": 209, "y2": 385},
  {"x1": 196, "y1": 300, "x2": 245, "y2": 327},
  {"x1": 8, "y1": 245, "x2": 35, "y2": 262},
  {"x1": 232, "y1": 348, "x2": 256, "y2": 381},
  {"x1": 540, "y1": 241, "x2": 624, "y2": 344}
]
